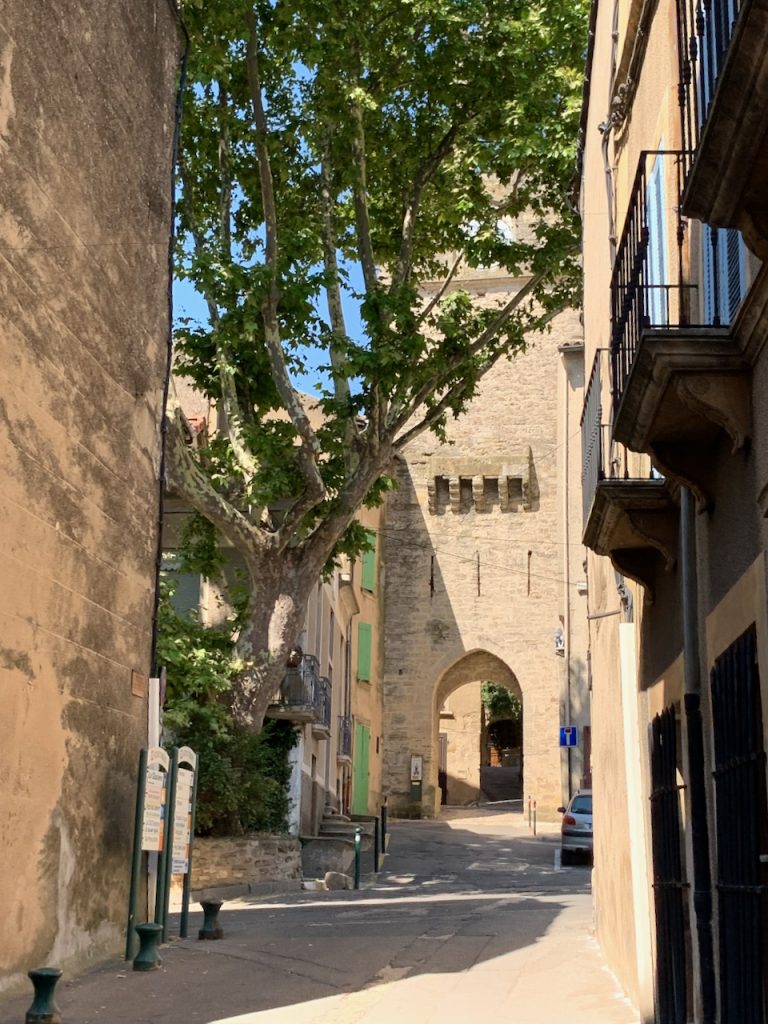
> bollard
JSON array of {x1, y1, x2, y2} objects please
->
[
  {"x1": 26, "y1": 967, "x2": 62, "y2": 1024},
  {"x1": 353, "y1": 826, "x2": 362, "y2": 890},
  {"x1": 381, "y1": 799, "x2": 388, "y2": 854},
  {"x1": 527, "y1": 795, "x2": 531, "y2": 829},
  {"x1": 533, "y1": 800, "x2": 537, "y2": 837},
  {"x1": 373, "y1": 817, "x2": 380, "y2": 874},
  {"x1": 132, "y1": 923, "x2": 163, "y2": 972},
  {"x1": 198, "y1": 899, "x2": 224, "y2": 940}
]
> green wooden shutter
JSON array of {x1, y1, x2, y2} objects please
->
[
  {"x1": 357, "y1": 622, "x2": 372, "y2": 681},
  {"x1": 352, "y1": 724, "x2": 370, "y2": 814},
  {"x1": 361, "y1": 531, "x2": 376, "y2": 592}
]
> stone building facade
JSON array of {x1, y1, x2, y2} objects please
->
[
  {"x1": 0, "y1": 2, "x2": 180, "y2": 995},
  {"x1": 578, "y1": 0, "x2": 768, "y2": 1016},
  {"x1": 381, "y1": 267, "x2": 589, "y2": 820}
]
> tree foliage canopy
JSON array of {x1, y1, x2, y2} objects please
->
[{"x1": 166, "y1": 0, "x2": 588, "y2": 725}]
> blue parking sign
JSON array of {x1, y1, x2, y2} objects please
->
[{"x1": 559, "y1": 726, "x2": 578, "y2": 747}]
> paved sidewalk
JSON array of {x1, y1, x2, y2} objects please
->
[{"x1": 1, "y1": 809, "x2": 639, "y2": 1024}]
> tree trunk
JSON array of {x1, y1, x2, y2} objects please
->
[{"x1": 228, "y1": 553, "x2": 318, "y2": 732}]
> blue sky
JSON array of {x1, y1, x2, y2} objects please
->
[{"x1": 173, "y1": 260, "x2": 368, "y2": 398}]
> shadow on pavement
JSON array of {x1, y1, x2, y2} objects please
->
[{"x1": 0, "y1": 813, "x2": 592, "y2": 1024}]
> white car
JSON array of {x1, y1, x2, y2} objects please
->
[{"x1": 557, "y1": 790, "x2": 593, "y2": 864}]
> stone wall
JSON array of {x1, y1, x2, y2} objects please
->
[
  {"x1": 0, "y1": 2, "x2": 180, "y2": 993},
  {"x1": 439, "y1": 682, "x2": 483, "y2": 804},
  {"x1": 381, "y1": 287, "x2": 583, "y2": 819},
  {"x1": 190, "y1": 834, "x2": 302, "y2": 893}
]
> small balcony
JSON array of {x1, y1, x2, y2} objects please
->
[
  {"x1": 582, "y1": 351, "x2": 678, "y2": 601},
  {"x1": 266, "y1": 654, "x2": 331, "y2": 730},
  {"x1": 311, "y1": 676, "x2": 332, "y2": 738},
  {"x1": 337, "y1": 715, "x2": 352, "y2": 762},
  {"x1": 610, "y1": 150, "x2": 751, "y2": 506},
  {"x1": 678, "y1": 0, "x2": 768, "y2": 256}
]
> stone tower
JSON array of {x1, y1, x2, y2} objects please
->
[{"x1": 381, "y1": 267, "x2": 587, "y2": 819}]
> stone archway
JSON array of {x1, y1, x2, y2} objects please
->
[
  {"x1": 434, "y1": 651, "x2": 522, "y2": 811},
  {"x1": 435, "y1": 651, "x2": 523, "y2": 807}
]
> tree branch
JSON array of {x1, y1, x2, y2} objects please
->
[
  {"x1": 319, "y1": 140, "x2": 353, "y2": 413},
  {"x1": 415, "y1": 250, "x2": 464, "y2": 328},
  {"x1": 319, "y1": 137, "x2": 363, "y2": 482},
  {"x1": 389, "y1": 269, "x2": 548, "y2": 435},
  {"x1": 300, "y1": 447, "x2": 393, "y2": 578},
  {"x1": 350, "y1": 102, "x2": 378, "y2": 294},
  {"x1": 164, "y1": 384, "x2": 264, "y2": 555},
  {"x1": 392, "y1": 123, "x2": 460, "y2": 290},
  {"x1": 395, "y1": 298, "x2": 565, "y2": 451},
  {"x1": 179, "y1": 155, "x2": 259, "y2": 484},
  {"x1": 245, "y1": 6, "x2": 325, "y2": 504},
  {"x1": 217, "y1": 84, "x2": 233, "y2": 259}
]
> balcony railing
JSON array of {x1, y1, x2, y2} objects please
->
[
  {"x1": 338, "y1": 715, "x2": 352, "y2": 758},
  {"x1": 610, "y1": 149, "x2": 748, "y2": 419},
  {"x1": 581, "y1": 351, "x2": 605, "y2": 528},
  {"x1": 677, "y1": 0, "x2": 743, "y2": 182},
  {"x1": 611, "y1": 151, "x2": 693, "y2": 417},
  {"x1": 581, "y1": 350, "x2": 677, "y2": 596},
  {"x1": 275, "y1": 653, "x2": 320, "y2": 708},
  {"x1": 314, "y1": 676, "x2": 332, "y2": 734},
  {"x1": 582, "y1": 350, "x2": 657, "y2": 525},
  {"x1": 268, "y1": 653, "x2": 331, "y2": 730}
]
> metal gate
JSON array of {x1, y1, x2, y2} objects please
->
[
  {"x1": 711, "y1": 625, "x2": 768, "y2": 1023},
  {"x1": 650, "y1": 705, "x2": 688, "y2": 1024}
]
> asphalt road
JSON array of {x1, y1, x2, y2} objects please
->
[{"x1": 2, "y1": 806, "x2": 639, "y2": 1024}]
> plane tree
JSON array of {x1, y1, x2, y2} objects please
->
[{"x1": 168, "y1": 0, "x2": 587, "y2": 728}]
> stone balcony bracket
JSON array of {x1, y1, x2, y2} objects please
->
[
  {"x1": 613, "y1": 328, "x2": 753, "y2": 509},
  {"x1": 583, "y1": 479, "x2": 678, "y2": 603}
]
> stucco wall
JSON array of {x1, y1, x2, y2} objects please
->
[
  {"x1": 0, "y1": 2, "x2": 180, "y2": 993},
  {"x1": 381, "y1": 298, "x2": 583, "y2": 820}
]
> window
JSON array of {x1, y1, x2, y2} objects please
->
[
  {"x1": 645, "y1": 154, "x2": 669, "y2": 326},
  {"x1": 161, "y1": 553, "x2": 201, "y2": 616}
]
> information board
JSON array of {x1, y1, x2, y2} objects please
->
[
  {"x1": 171, "y1": 767, "x2": 194, "y2": 875},
  {"x1": 141, "y1": 748, "x2": 169, "y2": 852}
]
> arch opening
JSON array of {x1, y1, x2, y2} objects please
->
[{"x1": 434, "y1": 651, "x2": 524, "y2": 809}]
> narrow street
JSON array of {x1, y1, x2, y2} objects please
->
[{"x1": 4, "y1": 807, "x2": 638, "y2": 1024}]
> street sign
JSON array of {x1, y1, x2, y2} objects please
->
[
  {"x1": 141, "y1": 747, "x2": 169, "y2": 852},
  {"x1": 560, "y1": 726, "x2": 578, "y2": 747}
]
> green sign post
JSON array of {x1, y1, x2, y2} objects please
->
[
  {"x1": 126, "y1": 745, "x2": 199, "y2": 956},
  {"x1": 126, "y1": 747, "x2": 170, "y2": 960}
]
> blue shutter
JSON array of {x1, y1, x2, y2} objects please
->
[
  {"x1": 703, "y1": 226, "x2": 746, "y2": 325},
  {"x1": 645, "y1": 156, "x2": 668, "y2": 326}
]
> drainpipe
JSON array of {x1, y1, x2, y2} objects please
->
[
  {"x1": 680, "y1": 485, "x2": 716, "y2": 1023},
  {"x1": 562, "y1": 348, "x2": 573, "y2": 800}
]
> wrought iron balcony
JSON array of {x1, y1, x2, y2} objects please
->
[
  {"x1": 267, "y1": 654, "x2": 330, "y2": 727},
  {"x1": 677, "y1": 0, "x2": 768, "y2": 251},
  {"x1": 610, "y1": 150, "x2": 751, "y2": 504},
  {"x1": 311, "y1": 676, "x2": 332, "y2": 738},
  {"x1": 581, "y1": 350, "x2": 678, "y2": 601},
  {"x1": 337, "y1": 715, "x2": 353, "y2": 761}
]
